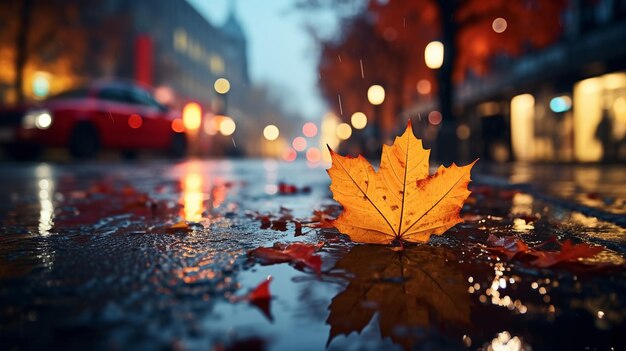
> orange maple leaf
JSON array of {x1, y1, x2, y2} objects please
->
[{"x1": 327, "y1": 121, "x2": 476, "y2": 244}]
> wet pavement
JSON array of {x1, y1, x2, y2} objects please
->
[{"x1": 0, "y1": 159, "x2": 624, "y2": 351}]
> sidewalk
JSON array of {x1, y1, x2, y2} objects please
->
[{"x1": 475, "y1": 162, "x2": 626, "y2": 227}]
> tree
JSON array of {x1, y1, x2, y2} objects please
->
[{"x1": 313, "y1": 0, "x2": 567, "y2": 161}]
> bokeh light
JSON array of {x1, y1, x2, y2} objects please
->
[
  {"x1": 182, "y1": 102, "x2": 201, "y2": 130},
  {"x1": 306, "y1": 147, "x2": 322, "y2": 163},
  {"x1": 425, "y1": 41, "x2": 444, "y2": 69},
  {"x1": 367, "y1": 85, "x2": 385, "y2": 105},
  {"x1": 351, "y1": 112, "x2": 367, "y2": 129},
  {"x1": 428, "y1": 110, "x2": 442, "y2": 125},
  {"x1": 128, "y1": 114, "x2": 143, "y2": 129},
  {"x1": 417, "y1": 79, "x2": 431, "y2": 95},
  {"x1": 214, "y1": 78, "x2": 231, "y2": 94},
  {"x1": 303, "y1": 122, "x2": 318, "y2": 137},
  {"x1": 336, "y1": 123, "x2": 353, "y2": 140},
  {"x1": 219, "y1": 117, "x2": 236, "y2": 136},
  {"x1": 263, "y1": 124, "x2": 280, "y2": 141},
  {"x1": 492, "y1": 18, "x2": 508, "y2": 33},
  {"x1": 171, "y1": 118, "x2": 185, "y2": 133},
  {"x1": 457, "y1": 124, "x2": 471, "y2": 140},
  {"x1": 282, "y1": 147, "x2": 297, "y2": 162},
  {"x1": 292, "y1": 136, "x2": 307, "y2": 151}
]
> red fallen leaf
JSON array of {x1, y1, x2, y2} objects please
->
[
  {"x1": 277, "y1": 182, "x2": 311, "y2": 195},
  {"x1": 248, "y1": 276, "x2": 272, "y2": 301},
  {"x1": 234, "y1": 276, "x2": 273, "y2": 321},
  {"x1": 248, "y1": 242, "x2": 324, "y2": 275},
  {"x1": 529, "y1": 240, "x2": 604, "y2": 268},
  {"x1": 307, "y1": 210, "x2": 335, "y2": 229},
  {"x1": 485, "y1": 234, "x2": 529, "y2": 259},
  {"x1": 167, "y1": 221, "x2": 192, "y2": 233}
]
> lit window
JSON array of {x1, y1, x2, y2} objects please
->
[
  {"x1": 173, "y1": 28, "x2": 187, "y2": 52},
  {"x1": 210, "y1": 55, "x2": 225, "y2": 74}
]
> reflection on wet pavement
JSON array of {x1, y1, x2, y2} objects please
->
[{"x1": 0, "y1": 160, "x2": 624, "y2": 350}]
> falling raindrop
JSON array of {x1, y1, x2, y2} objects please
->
[
  {"x1": 359, "y1": 59, "x2": 364, "y2": 79},
  {"x1": 337, "y1": 94, "x2": 343, "y2": 115}
]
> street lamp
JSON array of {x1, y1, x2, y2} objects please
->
[
  {"x1": 367, "y1": 85, "x2": 385, "y2": 105},
  {"x1": 424, "y1": 41, "x2": 444, "y2": 69},
  {"x1": 214, "y1": 78, "x2": 230, "y2": 94}
]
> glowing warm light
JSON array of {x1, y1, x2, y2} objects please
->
[
  {"x1": 306, "y1": 147, "x2": 322, "y2": 163},
  {"x1": 155, "y1": 86, "x2": 175, "y2": 105},
  {"x1": 204, "y1": 115, "x2": 221, "y2": 135},
  {"x1": 128, "y1": 114, "x2": 143, "y2": 129},
  {"x1": 457, "y1": 124, "x2": 471, "y2": 140},
  {"x1": 351, "y1": 112, "x2": 367, "y2": 129},
  {"x1": 282, "y1": 147, "x2": 297, "y2": 162},
  {"x1": 303, "y1": 122, "x2": 318, "y2": 137},
  {"x1": 263, "y1": 125, "x2": 280, "y2": 141},
  {"x1": 428, "y1": 111, "x2": 442, "y2": 125},
  {"x1": 574, "y1": 78, "x2": 603, "y2": 161},
  {"x1": 35, "y1": 113, "x2": 52, "y2": 129},
  {"x1": 367, "y1": 85, "x2": 385, "y2": 105},
  {"x1": 182, "y1": 172, "x2": 204, "y2": 222},
  {"x1": 171, "y1": 118, "x2": 185, "y2": 133},
  {"x1": 511, "y1": 93, "x2": 535, "y2": 161},
  {"x1": 219, "y1": 117, "x2": 236, "y2": 136},
  {"x1": 614, "y1": 97, "x2": 626, "y2": 121},
  {"x1": 320, "y1": 112, "x2": 341, "y2": 162},
  {"x1": 416, "y1": 79, "x2": 431, "y2": 95},
  {"x1": 214, "y1": 78, "x2": 231, "y2": 94},
  {"x1": 492, "y1": 18, "x2": 507, "y2": 33},
  {"x1": 183, "y1": 102, "x2": 202, "y2": 130},
  {"x1": 425, "y1": 41, "x2": 444, "y2": 69},
  {"x1": 292, "y1": 136, "x2": 307, "y2": 151},
  {"x1": 336, "y1": 123, "x2": 352, "y2": 140}
]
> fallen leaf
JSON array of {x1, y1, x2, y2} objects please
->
[
  {"x1": 248, "y1": 242, "x2": 324, "y2": 275},
  {"x1": 167, "y1": 221, "x2": 192, "y2": 233},
  {"x1": 326, "y1": 245, "x2": 471, "y2": 350},
  {"x1": 328, "y1": 121, "x2": 476, "y2": 244},
  {"x1": 247, "y1": 276, "x2": 273, "y2": 321},
  {"x1": 248, "y1": 276, "x2": 272, "y2": 302},
  {"x1": 529, "y1": 240, "x2": 604, "y2": 268},
  {"x1": 485, "y1": 234, "x2": 529, "y2": 259},
  {"x1": 485, "y1": 236, "x2": 604, "y2": 268}
]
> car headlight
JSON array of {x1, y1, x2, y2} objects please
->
[{"x1": 23, "y1": 109, "x2": 53, "y2": 130}]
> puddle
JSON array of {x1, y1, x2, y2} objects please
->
[{"x1": 0, "y1": 160, "x2": 624, "y2": 350}]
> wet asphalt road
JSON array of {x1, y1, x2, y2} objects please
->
[{"x1": 0, "y1": 159, "x2": 625, "y2": 351}]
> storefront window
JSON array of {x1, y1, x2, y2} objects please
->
[{"x1": 574, "y1": 72, "x2": 626, "y2": 162}]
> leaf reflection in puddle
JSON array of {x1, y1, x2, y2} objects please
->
[{"x1": 326, "y1": 244, "x2": 471, "y2": 350}]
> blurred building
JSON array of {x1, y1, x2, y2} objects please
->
[
  {"x1": 452, "y1": 0, "x2": 626, "y2": 163},
  {"x1": 0, "y1": 0, "x2": 248, "y2": 110}
]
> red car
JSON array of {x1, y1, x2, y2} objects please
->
[{"x1": 0, "y1": 80, "x2": 187, "y2": 159}]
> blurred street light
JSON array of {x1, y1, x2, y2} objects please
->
[
  {"x1": 292, "y1": 136, "x2": 307, "y2": 151},
  {"x1": 351, "y1": 112, "x2": 367, "y2": 129},
  {"x1": 425, "y1": 41, "x2": 444, "y2": 69},
  {"x1": 214, "y1": 78, "x2": 231, "y2": 94},
  {"x1": 218, "y1": 116, "x2": 236, "y2": 136},
  {"x1": 182, "y1": 102, "x2": 202, "y2": 130},
  {"x1": 302, "y1": 122, "x2": 318, "y2": 137},
  {"x1": 367, "y1": 85, "x2": 385, "y2": 105},
  {"x1": 336, "y1": 123, "x2": 352, "y2": 140},
  {"x1": 263, "y1": 124, "x2": 280, "y2": 141},
  {"x1": 416, "y1": 79, "x2": 431, "y2": 95},
  {"x1": 492, "y1": 18, "x2": 508, "y2": 33}
]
